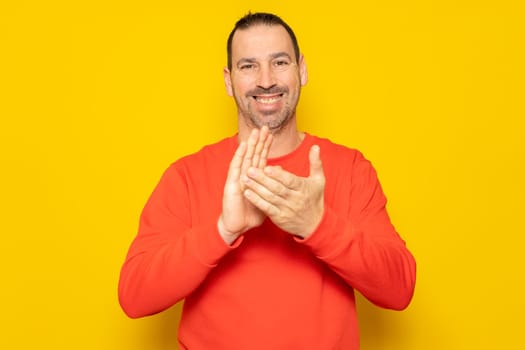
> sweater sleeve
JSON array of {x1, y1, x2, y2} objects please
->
[
  {"x1": 118, "y1": 163, "x2": 240, "y2": 318},
  {"x1": 297, "y1": 152, "x2": 416, "y2": 310}
]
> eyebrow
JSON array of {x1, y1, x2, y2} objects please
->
[
  {"x1": 236, "y1": 52, "x2": 293, "y2": 66},
  {"x1": 236, "y1": 57, "x2": 257, "y2": 66},
  {"x1": 269, "y1": 52, "x2": 292, "y2": 60}
]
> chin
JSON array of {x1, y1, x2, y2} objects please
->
[{"x1": 242, "y1": 109, "x2": 294, "y2": 133}]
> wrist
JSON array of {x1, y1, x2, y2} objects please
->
[
  {"x1": 217, "y1": 216, "x2": 240, "y2": 245},
  {"x1": 301, "y1": 206, "x2": 325, "y2": 239}
]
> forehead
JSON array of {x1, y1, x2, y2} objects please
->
[{"x1": 231, "y1": 24, "x2": 295, "y2": 62}]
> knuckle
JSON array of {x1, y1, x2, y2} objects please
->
[
  {"x1": 277, "y1": 185, "x2": 288, "y2": 197},
  {"x1": 268, "y1": 204, "x2": 279, "y2": 216}
]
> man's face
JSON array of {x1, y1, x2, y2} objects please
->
[{"x1": 224, "y1": 24, "x2": 308, "y2": 133}]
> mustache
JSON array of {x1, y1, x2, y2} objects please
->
[{"x1": 246, "y1": 86, "x2": 288, "y2": 96}]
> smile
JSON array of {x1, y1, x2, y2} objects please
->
[{"x1": 253, "y1": 94, "x2": 283, "y2": 104}]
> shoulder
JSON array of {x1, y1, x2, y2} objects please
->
[
  {"x1": 308, "y1": 134, "x2": 366, "y2": 164},
  {"x1": 165, "y1": 135, "x2": 237, "y2": 177},
  {"x1": 308, "y1": 135, "x2": 383, "y2": 195}
]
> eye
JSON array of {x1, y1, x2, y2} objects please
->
[
  {"x1": 273, "y1": 59, "x2": 291, "y2": 70},
  {"x1": 239, "y1": 63, "x2": 257, "y2": 71}
]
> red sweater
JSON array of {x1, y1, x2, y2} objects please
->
[{"x1": 119, "y1": 134, "x2": 416, "y2": 349}]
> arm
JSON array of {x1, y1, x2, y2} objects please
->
[
  {"x1": 300, "y1": 154, "x2": 416, "y2": 310},
  {"x1": 118, "y1": 128, "x2": 273, "y2": 318},
  {"x1": 243, "y1": 146, "x2": 416, "y2": 310},
  {"x1": 118, "y1": 164, "x2": 235, "y2": 318}
]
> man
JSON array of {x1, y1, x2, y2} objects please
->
[{"x1": 119, "y1": 12, "x2": 416, "y2": 349}]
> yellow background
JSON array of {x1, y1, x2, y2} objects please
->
[{"x1": 1, "y1": 0, "x2": 524, "y2": 349}]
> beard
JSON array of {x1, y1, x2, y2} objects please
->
[
  {"x1": 245, "y1": 103, "x2": 295, "y2": 134},
  {"x1": 235, "y1": 85, "x2": 300, "y2": 134}
]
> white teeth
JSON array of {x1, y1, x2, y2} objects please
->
[{"x1": 255, "y1": 96, "x2": 280, "y2": 104}]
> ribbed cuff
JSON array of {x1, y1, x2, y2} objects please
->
[
  {"x1": 295, "y1": 206, "x2": 355, "y2": 259},
  {"x1": 190, "y1": 220, "x2": 244, "y2": 267}
]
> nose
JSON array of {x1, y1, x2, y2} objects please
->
[{"x1": 255, "y1": 63, "x2": 277, "y2": 89}]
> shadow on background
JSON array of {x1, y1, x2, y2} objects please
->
[
  {"x1": 143, "y1": 302, "x2": 183, "y2": 349},
  {"x1": 356, "y1": 293, "x2": 414, "y2": 349}
]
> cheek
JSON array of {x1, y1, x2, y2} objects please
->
[
  {"x1": 285, "y1": 77, "x2": 301, "y2": 95},
  {"x1": 284, "y1": 73, "x2": 301, "y2": 88},
  {"x1": 232, "y1": 77, "x2": 254, "y2": 94}
]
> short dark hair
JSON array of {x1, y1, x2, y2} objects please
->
[{"x1": 227, "y1": 12, "x2": 300, "y2": 70}]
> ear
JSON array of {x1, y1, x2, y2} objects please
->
[
  {"x1": 223, "y1": 67, "x2": 233, "y2": 96},
  {"x1": 298, "y1": 54, "x2": 308, "y2": 87}
]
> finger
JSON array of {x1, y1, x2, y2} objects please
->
[
  {"x1": 242, "y1": 129, "x2": 259, "y2": 175},
  {"x1": 258, "y1": 132, "x2": 273, "y2": 168},
  {"x1": 263, "y1": 165, "x2": 302, "y2": 191},
  {"x1": 244, "y1": 188, "x2": 280, "y2": 217},
  {"x1": 309, "y1": 145, "x2": 324, "y2": 179},
  {"x1": 252, "y1": 126, "x2": 268, "y2": 169},
  {"x1": 226, "y1": 141, "x2": 247, "y2": 182},
  {"x1": 245, "y1": 167, "x2": 290, "y2": 201}
]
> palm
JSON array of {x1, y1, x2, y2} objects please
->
[
  {"x1": 219, "y1": 127, "x2": 273, "y2": 241},
  {"x1": 222, "y1": 180, "x2": 265, "y2": 234}
]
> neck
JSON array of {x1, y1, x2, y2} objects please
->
[
  {"x1": 267, "y1": 128, "x2": 305, "y2": 158},
  {"x1": 238, "y1": 119, "x2": 304, "y2": 158}
]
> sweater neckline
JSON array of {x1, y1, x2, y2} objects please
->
[
  {"x1": 267, "y1": 133, "x2": 313, "y2": 165},
  {"x1": 230, "y1": 133, "x2": 314, "y2": 165}
]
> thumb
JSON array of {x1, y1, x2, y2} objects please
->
[{"x1": 309, "y1": 145, "x2": 324, "y2": 178}]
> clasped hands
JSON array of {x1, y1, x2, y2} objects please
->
[{"x1": 218, "y1": 126, "x2": 326, "y2": 245}]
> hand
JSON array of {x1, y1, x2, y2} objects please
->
[
  {"x1": 218, "y1": 127, "x2": 273, "y2": 244},
  {"x1": 242, "y1": 145, "x2": 325, "y2": 239}
]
